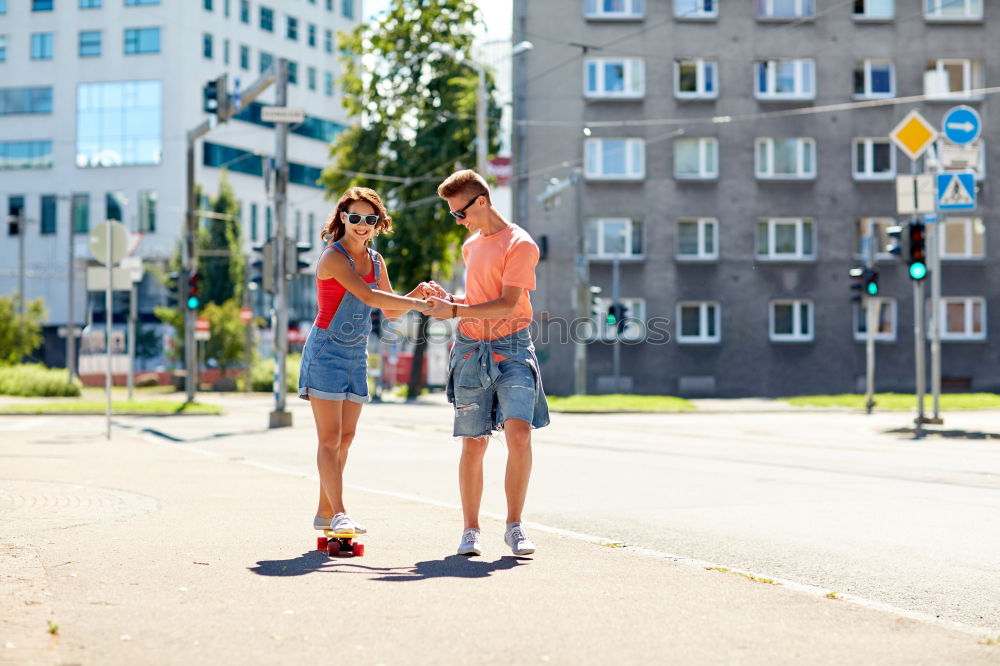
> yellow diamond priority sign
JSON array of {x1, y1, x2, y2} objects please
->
[{"x1": 890, "y1": 110, "x2": 938, "y2": 161}]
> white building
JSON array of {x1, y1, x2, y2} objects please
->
[{"x1": 0, "y1": 0, "x2": 361, "y2": 368}]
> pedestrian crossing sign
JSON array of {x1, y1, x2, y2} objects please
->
[{"x1": 937, "y1": 171, "x2": 976, "y2": 211}]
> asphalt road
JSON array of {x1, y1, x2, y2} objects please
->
[{"x1": 121, "y1": 394, "x2": 1000, "y2": 633}]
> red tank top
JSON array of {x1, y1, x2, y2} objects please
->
[{"x1": 314, "y1": 255, "x2": 376, "y2": 329}]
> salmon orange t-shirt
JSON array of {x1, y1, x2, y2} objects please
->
[{"x1": 458, "y1": 224, "x2": 539, "y2": 358}]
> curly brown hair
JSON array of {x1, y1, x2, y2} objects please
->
[{"x1": 321, "y1": 186, "x2": 393, "y2": 244}]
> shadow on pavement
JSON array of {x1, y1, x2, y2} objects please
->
[{"x1": 248, "y1": 553, "x2": 528, "y2": 580}]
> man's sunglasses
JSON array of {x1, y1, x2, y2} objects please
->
[
  {"x1": 341, "y1": 212, "x2": 380, "y2": 226},
  {"x1": 449, "y1": 194, "x2": 484, "y2": 220}
]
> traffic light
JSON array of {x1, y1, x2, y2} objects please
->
[
  {"x1": 589, "y1": 285, "x2": 602, "y2": 317},
  {"x1": 202, "y1": 74, "x2": 228, "y2": 120},
  {"x1": 908, "y1": 221, "x2": 927, "y2": 281},
  {"x1": 615, "y1": 303, "x2": 628, "y2": 334},
  {"x1": 849, "y1": 267, "x2": 879, "y2": 301},
  {"x1": 865, "y1": 268, "x2": 879, "y2": 296},
  {"x1": 606, "y1": 303, "x2": 628, "y2": 333},
  {"x1": 165, "y1": 271, "x2": 180, "y2": 309},
  {"x1": 887, "y1": 224, "x2": 907, "y2": 262},
  {"x1": 285, "y1": 240, "x2": 312, "y2": 281},
  {"x1": 186, "y1": 271, "x2": 201, "y2": 309},
  {"x1": 250, "y1": 241, "x2": 276, "y2": 293}
]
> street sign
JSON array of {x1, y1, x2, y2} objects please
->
[
  {"x1": 239, "y1": 307, "x2": 253, "y2": 324},
  {"x1": 895, "y1": 175, "x2": 935, "y2": 214},
  {"x1": 195, "y1": 317, "x2": 211, "y2": 341},
  {"x1": 120, "y1": 256, "x2": 145, "y2": 283},
  {"x1": 942, "y1": 105, "x2": 981, "y2": 146},
  {"x1": 89, "y1": 220, "x2": 130, "y2": 266},
  {"x1": 261, "y1": 106, "x2": 305, "y2": 123},
  {"x1": 86, "y1": 266, "x2": 133, "y2": 291},
  {"x1": 890, "y1": 110, "x2": 938, "y2": 161},
  {"x1": 937, "y1": 171, "x2": 976, "y2": 211},
  {"x1": 939, "y1": 141, "x2": 981, "y2": 171}
]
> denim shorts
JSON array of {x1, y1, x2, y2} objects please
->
[
  {"x1": 452, "y1": 359, "x2": 536, "y2": 438},
  {"x1": 297, "y1": 326, "x2": 369, "y2": 404}
]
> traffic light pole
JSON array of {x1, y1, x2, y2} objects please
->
[
  {"x1": 913, "y1": 275, "x2": 927, "y2": 434},
  {"x1": 927, "y1": 167, "x2": 943, "y2": 424},
  {"x1": 269, "y1": 58, "x2": 292, "y2": 429},
  {"x1": 863, "y1": 233, "x2": 876, "y2": 415},
  {"x1": 611, "y1": 248, "x2": 621, "y2": 394}
]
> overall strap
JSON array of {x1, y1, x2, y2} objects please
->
[
  {"x1": 331, "y1": 241, "x2": 353, "y2": 267},
  {"x1": 368, "y1": 248, "x2": 381, "y2": 282}
]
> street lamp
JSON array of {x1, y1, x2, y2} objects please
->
[{"x1": 432, "y1": 40, "x2": 534, "y2": 176}]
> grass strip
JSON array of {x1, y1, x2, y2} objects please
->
[
  {"x1": 0, "y1": 400, "x2": 222, "y2": 416},
  {"x1": 785, "y1": 393, "x2": 1000, "y2": 410},
  {"x1": 546, "y1": 394, "x2": 695, "y2": 413}
]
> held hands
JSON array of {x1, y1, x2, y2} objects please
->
[
  {"x1": 425, "y1": 296, "x2": 454, "y2": 320},
  {"x1": 416, "y1": 280, "x2": 448, "y2": 300}
]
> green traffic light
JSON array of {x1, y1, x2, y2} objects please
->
[
  {"x1": 187, "y1": 296, "x2": 200, "y2": 309},
  {"x1": 909, "y1": 262, "x2": 927, "y2": 280},
  {"x1": 866, "y1": 283, "x2": 878, "y2": 296},
  {"x1": 606, "y1": 314, "x2": 616, "y2": 325}
]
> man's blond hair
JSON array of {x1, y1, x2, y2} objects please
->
[{"x1": 437, "y1": 169, "x2": 490, "y2": 201}]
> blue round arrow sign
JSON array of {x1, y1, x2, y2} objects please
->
[{"x1": 942, "y1": 106, "x2": 981, "y2": 146}]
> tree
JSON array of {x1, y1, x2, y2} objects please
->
[
  {"x1": 0, "y1": 294, "x2": 46, "y2": 365},
  {"x1": 322, "y1": 0, "x2": 500, "y2": 399},
  {"x1": 199, "y1": 171, "x2": 245, "y2": 307},
  {"x1": 201, "y1": 299, "x2": 246, "y2": 374}
]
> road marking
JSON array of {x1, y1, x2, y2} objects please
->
[
  {"x1": 138, "y1": 430, "x2": 999, "y2": 639},
  {"x1": 0, "y1": 418, "x2": 50, "y2": 431}
]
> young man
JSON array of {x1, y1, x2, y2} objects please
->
[{"x1": 425, "y1": 169, "x2": 550, "y2": 557}]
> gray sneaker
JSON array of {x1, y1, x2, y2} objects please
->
[
  {"x1": 504, "y1": 523, "x2": 535, "y2": 556},
  {"x1": 457, "y1": 528, "x2": 482, "y2": 556}
]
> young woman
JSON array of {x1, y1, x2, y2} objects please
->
[{"x1": 299, "y1": 186, "x2": 431, "y2": 535}]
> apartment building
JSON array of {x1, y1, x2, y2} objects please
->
[
  {"x1": 512, "y1": 0, "x2": 1000, "y2": 397},
  {"x1": 0, "y1": 0, "x2": 360, "y2": 368}
]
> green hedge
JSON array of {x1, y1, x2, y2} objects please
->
[
  {"x1": 243, "y1": 353, "x2": 302, "y2": 392},
  {"x1": 0, "y1": 364, "x2": 82, "y2": 397}
]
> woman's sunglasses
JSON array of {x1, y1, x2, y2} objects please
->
[{"x1": 341, "y1": 212, "x2": 380, "y2": 226}]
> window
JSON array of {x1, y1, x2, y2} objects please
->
[
  {"x1": 937, "y1": 297, "x2": 986, "y2": 341},
  {"x1": 584, "y1": 0, "x2": 645, "y2": 19},
  {"x1": 223, "y1": 38, "x2": 229, "y2": 65},
  {"x1": 677, "y1": 302, "x2": 720, "y2": 344},
  {"x1": 342, "y1": 0, "x2": 353, "y2": 19},
  {"x1": 324, "y1": 29, "x2": 333, "y2": 53},
  {"x1": 106, "y1": 192, "x2": 125, "y2": 222},
  {"x1": 326, "y1": 0, "x2": 332, "y2": 10},
  {"x1": 676, "y1": 218, "x2": 717, "y2": 260},
  {"x1": 585, "y1": 218, "x2": 643, "y2": 258},
  {"x1": 755, "y1": 138, "x2": 815, "y2": 179},
  {"x1": 307, "y1": 23, "x2": 317, "y2": 48},
  {"x1": 124, "y1": 28, "x2": 161, "y2": 54},
  {"x1": 32, "y1": 0, "x2": 54, "y2": 10},
  {"x1": 770, "y1": 300, "x2": 813, "y2": 342},
  {"x1": 0, "y1": 140, "x2": 53, "y2": 169},
  {"x1": 294, "y1": 210, "x2": 302, "y2": 241},
  {"x1": 203, "y1": 33, "x2": 213, "y2": 59},
  {"x1": 674, "y1": 137, "x2": 718, "y2": 179},
  {"x1": 31, "y1": 33, "x2": 54, "y2": 60},
  {"x1": 7, "y1": 196, "x2": 24, "y2": 236},
  {"x1": 925, "y1": 0, "x2": 982, "y2": 20},
  {"x1": 584, "y1": 138, "x2": 645, "y2": 180},
  {"x1": 674, "y1": 0, "x2": 715, "y2": 18},
  {"x1": 308, "y1": 213, "x2": 316, "y2": 244},
  {"x1": 584, "y1": 58, "x2": 644, "y2": 99},
  {"x1": 853, "y1": 138, "x2": 895, "y2": 180},
  {"x1": 756, "y1": 218, "x2": 815, "y2": 260},
  {"x1": 307, "y1": 66, "x2": 317, "y2": 91},
  {"x1": 755, "y1": 59, "x2": 815, "y2": 100},
  {"x1": 259, "y1": 51, "x2": 273, "y2": 73},
  {"x1": 288, "y1": 61, "x2": 298, "y2": 85},
  {"x1": 240, "y1": 0, "x2": 249, "y2": 23},
  {"x1": 856, "y1": 218, "x2": 895, "y2": 258},
  {"x1": 224, "y1": 0, "x2": 229, "y2": 17},
  {"x1": 853, "y1": 0, "x2": 893, "y2": 18},
  {"x1": 72, "y1": 193, "x2": 89, "y2": 234},
  {"x1": 232, "y1": 102, "x2": 345, "y2": 142},
  {"x1": 854, "y1": 60, "x2": 894, "y2": 98},
  {"x1": 80, "y1": 0, "x2": 101, "y2": 6},
  {"x1": 204, "y1": 0, "x2": 212, "y2": 9},
  {"x1": 41, "y1": 195, "x2": 57, "y2": 235},
  {"x1": 757, "y1": 0, "x2": 814, "y2": 19},
  {"x1": 250, "y1": 203, "x2": 258, "y2": 241},
  {"x1": 0, "y1": 36, "x2": 6, "y2": 62},
  {"x1": 77, "y1": 80, "x2": 162, "y2": 167},
  {"x1": 675, "y1": 58, "x2": 717, "y2": 99},
  {"x1": 125, "y1": 0, "x2": 159, "y2": 5},
  {"x1": 593, "y1": 297, "x2": 646, "y2": 341},
  {"x1": 324, "y1": 72, "x2": 334, "y2": 96},
  {"x1": 939, "y1": 217, "x2": 985, "y2": 259},
  {"x1": 79, "y1": 31, "x2": 101, "y2": 57},
  {"x1": 0, "y1": 0, "x2": 5, "y2": 12},
  {"x1": 239, "y1": 45, "x2": 249, "y2": 70},
  {"x1": 0, "y1": 87, "x2": 53, "y2": 115},
  {"x1": 286, "y1": 15, "x2": 298, "y2": 40},
  {"x1": 139, "y1": 190, "x2": 157, "y2": 233},
  {"x1": 924, "y1": 59, "x2": 983, "y2": 98},
  {"x1": 260, "y1": 6, "x2": 274, "y2": 32},
  {"x1": 266, "y1": 206, "x2": 272, "y2": 239},
  {"x1": 853, "y1": 298, "x2": 896, "y2": 341}
]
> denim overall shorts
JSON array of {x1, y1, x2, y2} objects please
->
[{"x1": 297, "y1": 242, "x2": 380, "y2": 404}]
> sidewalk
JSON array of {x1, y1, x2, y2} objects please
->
[{"x1": 1, "y1": 416, "x2": 997, "y2": 665}]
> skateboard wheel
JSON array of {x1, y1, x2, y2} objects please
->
[
  {"x1": 316, "y1": 537, "x2": 328, "y2": 551},
  {"x1": 353, "y1": 543, "x2": 364, "y2": 557},
  {"x1": 327, "y1": 541, "x2": 340, "y2": 557}
]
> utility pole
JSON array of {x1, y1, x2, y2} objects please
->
[
  {"x1": 269, "y1": 58, "x2": 292, "y2": 429},
  {"x1": 862, "y1": 233, "x2": 877, "y2": 415},
  {"x1": 67, "y1": 204, "x2": 77, "y2": 383},
  {"x1": 611, "y1": 231, "x2": 622, "y2": 393}
]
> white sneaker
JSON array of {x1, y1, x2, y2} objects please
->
[
  {"x1": 330, "y1": 512, "x2": 366, "y2": 535},
  {"x1": 504, "y1": 523, "x2": 535, "y2": 556},
  {"x1": 315, "y1": 514, "x2": 367, "y2": 534},
  {"x1": 457, "y1": 528, "x2": 482, "y2": 556}
]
